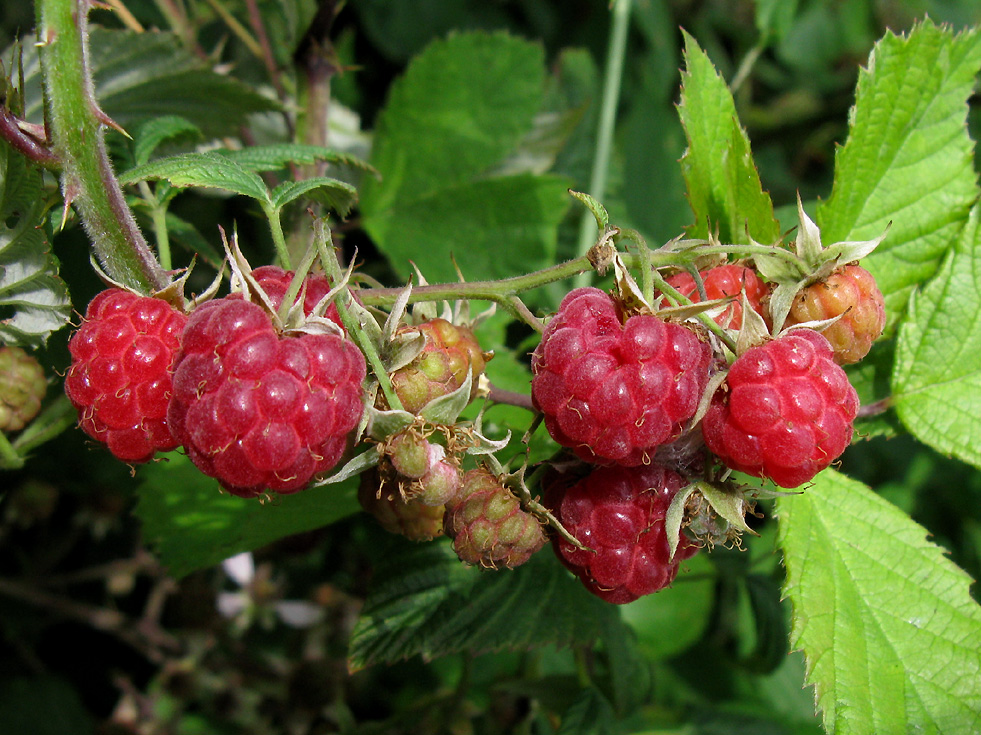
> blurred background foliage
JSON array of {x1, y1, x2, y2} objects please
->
[{"x1": 1, "y1": 1, "x2": 980, "y2": 733}]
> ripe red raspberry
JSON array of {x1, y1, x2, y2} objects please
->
[
  {"x1": 0, "y1": 346, "x2": 47, "y2": 432},
  {"x1": 443, "y1": 468, "x2": 545, "y2": 569},
  {"x1": 358, "y1": 468, "x2": 445, "y2": 541},
  {"x1": 664, "y1": 264, "x2": 769, "y2": 329},
  {"x1": 544, "y1": 464, "x2": 698, "y2": 604},
  {"x1": 701, "y1": 329, "x2": 859, "y2": 488},
  {"x1": 65, "y1": 289, "x2": 186, "y2": 463},
  {"x1": 784, "y1": 265, "x2": 885, "y2": 364},
  {"x1": 250, "y1": 265, "x2": 343, "y2": 327},
  {"x1": 167, "y1": 297, "x2": 366, "y2": 497},
  {"x1": 531, "y1": 288, "x2": 711, "y2": 466},
  {"x1": 390, "y1": 319, "x2": 487, "y2": 414}
]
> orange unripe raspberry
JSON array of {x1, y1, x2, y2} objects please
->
[
  {"x1": 785, "y1": 265, "x2": 885, "y2": 364},
  {"x1": 390, "y1": 319, "x2": 487, "y2": 414}
]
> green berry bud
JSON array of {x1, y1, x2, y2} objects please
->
[{"x1": 0, "y1": 346, "x2": 47, "y2": 433}]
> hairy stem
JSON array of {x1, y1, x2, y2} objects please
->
[
  {"x1": 573, "y1": 0, "x2": 632, "y2": 288},
  {"x1": 35, "y1": 0, "x2": 169, "y2": 293}
]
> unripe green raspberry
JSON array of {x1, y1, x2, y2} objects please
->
[
  {"x1": 390, "y1": 319, "x2": 488, "y2": 414},
  {"x1": 386, "y1": 430, "x2": 433, "y2": 479},
  {"x1": 444, "y1": 468, "x2": 545, "y2": 569},
  {"x1": 0, "y1": 346, "x2": 47, "y2": 432},
  {"x1": 415, "y1": 459, "x2": 463, "y2": 507},
  {"x1": 358, "y1": 468, "x2": 444, "y2": 541}
]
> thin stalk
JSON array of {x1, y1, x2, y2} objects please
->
[
  {"x1": 105, "y1": 0, "x2": 145, "y2": 32},
  {"x1": 243, "y1": 0, "x2": 288, "y2": 102},
  {"x1": 316, "y1": 224, "x2": 403, "y2": 411},
  {"x1": 35, "y1": 0, "x2": 169, "y2": 294},
  {"x1": 573, "y1": 0, "x2": 632, "y2": 288},
  {"x1": 202, "y1": 0, "x2": 264, "y2": 58},
  {"x1": 11, "y1": 395, "x2": 77, "y2": 457},
  {"x1": 262, "y1": 203, "x2": 293, "y2": 270},
  {"x1": 0, "y1": 430, "x2": 21, "y2": 470},
  {"x1": 730, "y1": 41, "x2": 765, "y2": 94},
  {"x1": 138, "y1": 182, "x2": 172, "y2": 271},
  {"x1": 359, "y1": 255, "x2": 594, "y2": 308}
]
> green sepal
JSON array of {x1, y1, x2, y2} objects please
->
[{"x1": 418, "y1": 368, "x2": 473, "y2": 425}]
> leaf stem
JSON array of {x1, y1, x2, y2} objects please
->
[
  {"x1": 262, "y1": 203, "x2": 293, "y2": 270},
  {"x1": 35, "y1": 0, "x2": 170, "y2": 293},
  {"x1": 316, "y1": 222, "x2": 403, "y2": 411},
  {"x1": 573, "y1": 0, "x2": 632, "y2": 288}
]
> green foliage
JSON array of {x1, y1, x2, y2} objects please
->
[
  {"x1": 135, "y1": 454, "x2": 360, "y2": 578},
  {"x1": 360, "y1": 31, "x2": 571, "y2": 282},
  {"x1": 0, "y1": 676, "x2": 93, "y2": 735},
  {"x1": 16, "y1": 28, "x2": 280, "y2": 138},
  {"x1": 7, "y1": 2, "x2": 981, "y2": 734},
  {"x1": 120, "y1": 151, "x2": 358, "y2": 217},
  {"x1": 678, "y1": 32, "x2": 781, "y2": 245},
  {"x1": 0, "y1": 138, "x2": 70, "y2": 346},
  {"x1": 893, "y1": 204, "x2": 981, "y2": 468},
  {"x1": 778, "y1": 470, "x2": 981, "y2": 734},
  {"x1": 348, "y1": 540, "x2": 620, "y2": 671},
  {"x1": 816, "y1": 20, "x2": 981, "y2": 325}
]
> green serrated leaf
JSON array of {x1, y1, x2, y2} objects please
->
[
  {"x1": 268, "y1": 177, "x2": 358, "y2": 216},
  {"x1": 135, "y1": 453, "x2": 360, "y2": 578},
  {"x1": 556, "y1": 688, "x2": 617, "y2": 735},
  {"x1": 17, "y1": 28, "x2": 280, "y2": 139},
  {"x1": 360, "y1": 31, "x2": 545, "y2": 217},
  {"x1": 220, "y1": 144, "x2": 375, "y2": 176},
  {"x1": 347, "y1": 541, "x2": 618, "y2": 671},
  {"x1": 678, "y1": 32, "x2": 780, "y2": 245},
  {"x1": 364, "y1": 174, "x2": 570, "y2": 283},
  {"x1": 816, "y1": 20, "x2": 981, "y2": 327},
  {"x1": 119, "y1": 152, "x2": 270, "y2": 204},
  {"x1": 893, "y1": 203, "x2": 981, "y2": 468},
  {"x1": 777, "y1": 469, "x2": 981, "y2": 734},
  {"x1": 0, "y1": 140, "x2": 70, "y2": 347},
  {"x1": 133, "y1": 115, "x2": 202, "y2": 166}
]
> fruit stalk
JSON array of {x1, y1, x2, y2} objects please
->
[{"x1": 35, "y1": 0, "x2": 170, "y2": 294}]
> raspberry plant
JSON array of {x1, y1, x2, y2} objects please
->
[{"x1": 2, "y1": 2, "x2": 981, "y2": 734}]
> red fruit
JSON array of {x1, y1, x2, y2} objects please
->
[
  {"x1": 390, "y1": 319, "x2": 487, "y2": 414},
  {"x1": 443, "y1": 468, "x2": 545, "y2": 569},
  {"x1": 168, "y1": 297, "x2": 366, "y2": 497},
  {"x1": 65, "y1": 289, "x2": 186, "y2": 463},
  {"x1": 784, "y1": 265, "x2": 885, "y2": 364},
  {"x1": 545, "y1": 464, "x2": 698, "y2": 604},
  {"x1": 701, "y1": 329, "x2": 859, "y2": 488},
  {"x1": 664, "y1": 264, "x2": 769, "y2": 329},
  {"x1": 531, "y1": 288, "x2": 711, "y2": 466},
  {"x1": 250, "y1": 265, "x2": 343, "y2": 327}
]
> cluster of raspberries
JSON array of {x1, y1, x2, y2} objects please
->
[
  {"x1": 65, "y1": 267, "x2": 366, "y2": 498},
  {"x1": 533, "y1": 263, "x2": 880, "y2": 603},
  {"x1": 65, "y1": 257, "x2": 881, "y2": 606}
]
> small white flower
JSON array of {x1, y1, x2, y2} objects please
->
[{"x1": 217, "y1": 552, "x2": 324, "y2": 632}]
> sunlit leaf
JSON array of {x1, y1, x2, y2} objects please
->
[{"x1": 778, "y1": 470, "x2": 981, "y2": 733}]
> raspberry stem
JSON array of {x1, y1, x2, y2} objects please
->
[
  {"x1": 315, "y1": 221, "x2": 404, "y2": 411},
  {"x1": 35, "y1": 0, "x2": 171, "y2": 294}
]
